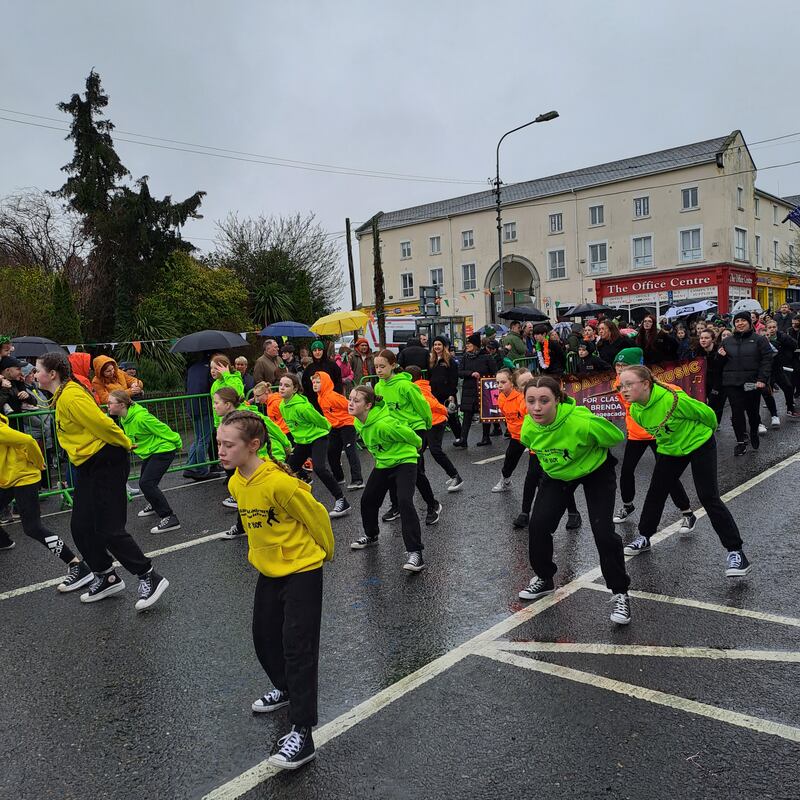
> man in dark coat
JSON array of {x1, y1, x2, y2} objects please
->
[
  {"x1": 453, "y1": 333, "x2": 496, "y2": 448},
  {"x1": 397, "y1": 337, "x2": 430, "y2": 371},
  {"x1": 183, "y1": 353, "x2": 215, "y2": 479}
]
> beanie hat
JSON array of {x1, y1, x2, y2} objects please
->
[
  {"x1": 733, "y1": 311, "x2": 751, "y2": 324},
  {"x1": 484, "y1": 326, "x2": 495, "y2": 336},
  {"x1": 433, "y1": 335, "x2": 449, "y2": 347},
  {"x1": 485, "y1": 339, "x2": 499, "y2": 350},
  {"x1": 614, "y1": 347, "x2": 644, "y2": 366},
  {"x1": 354, "y1": 338, "x2": 369, "y2": 348},
  {"x1": 467, "y1": 333, "x2": 482, "y2": 348},
  {"x1": 310, "y1": 340, "x2": 324, "y2": 350},
  {"x1": 21, "y1": 362, "x2": 35, "y2": 376}
]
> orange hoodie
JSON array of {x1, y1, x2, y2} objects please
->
[
  {"x1": 266, "y1": 391, "x2": 290, "y2": 434},
  {"x1": 314, "y1": 371, "x2": 354, "y2": 428},
  {"x1": 91, "y1": 355, "x2": 144, "y2": 404},
  {"x1": 498, "y1": 388, "x2": 526, "y2": 440},
  {"x1": 414, "y1": 379, "x2": 448, "y2": 426},
  {"x1": 68, "y1": 352, "x2": 99, "y2": 403}
]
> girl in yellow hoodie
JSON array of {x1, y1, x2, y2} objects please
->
[
  {"x1": 35, "y1": 351, "x2": 168, "y2": 612},
  {"x1": 0, "y1": 413, "x2": 93, "y2": 592},
  {"x1": 218, "y1": 409, "x2": 333, "y2": 771}
]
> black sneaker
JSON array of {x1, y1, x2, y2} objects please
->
[
  {"x1": 268, "y1": 725, "x2": 316, "y2": 770},
  {"x1": 80, "y1": 570, "x2": 126, "y2": 603},
  {"x1": 518, "y1": 576, "x2": 555, "y2": 600},
  {"x1": 183, "y1": 469, "x2": 213, "y2": 481},
  {"x1": 725, "y1": 550, "x2": 752, "y2": 577},
  {"x1": 0, "y1": 531, "x2": 15, "y2": 550},
  {"x1": 381, "y1": 507, "x2": 400, "y2": 522},
  {"x1": 351, "y1": 535, "x2": 379, "y2": 550},
  {"x1": 134, "y1": 570, "x2": 169, "y2": 611},
  {"x1": 150, "y1": 515, "x2": 181, "y2": 533},
  {"x1": 329, "y1": 497, "x2": 351, "y2": 518},
  {"x1": 512, "y1": 512, "x2": 529, "y2": 529},
  {"x1": 565, "y1": 512, "x2": 582, "y2": 530},
  {"x1": 252, "y1": 688, "x2": 290, "y2": 713},
  {"x1": 57, "y1": 560, "x2": 94, "y2": 593},
  {"x1": 425, "y1": 502, "x2": 442, "y2": 526},
  {"x1": 623, "y1": 535, "x2": 651, "y2": 556},
  {"x1": 403, "y1": 551, "x2": 426, "y2": 572},
  {"x1": 613, "y1": 504, "x2": 635, "y2": 523},
  {"x1": 733, "y1": 442, "x2": 748, "y2": 457},
  {"x1": 347, "y1": 480, "x2": 365, "y2": 490},
  {"x1": 452, "y1": 439, "x2": 468, "y2": 449},
  {"x1": 610, "y1": 593, "x2": 631, "y2": 625},
  {"x1": 476, "y1": 438, "x2": 492, "y2": 447},
  {"x1": 137, "y1": 504, "x2": 156, "y2": 518},
  {"x1": 678, "y1": 512, "x2": 697, "y2": 535}
]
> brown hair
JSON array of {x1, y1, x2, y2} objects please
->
[
  {"x1": 280, "y1": 373, "x2": 303, "y2": 393},
  {"x1": 404, "y1": 365, "x2": 423, "y2": 382},
  {"x1": 36, "y1": 351, "x2": 71, "y2": 382},
  {"x1": 108, "y1": 389, "x2": 133, "y2": 408},
  {"x1": 214, "y1": 386, "x2": 243, "y2": 408},
  {"x1": 599, "y1": 319, "x2": 621, "y2": 342},
  {"x1": 522, "y1": 374, "x2": 568, "y2": 403},
  {"x1": 512, "y1": 368, "x2": 532, "y2": 390},
  {"x1": 218, "y1": 410, "x2": 294, "y2": 476},
  {"x1": 429, "y1": 342, "x2": 452, "y2": 370},
  {"x1": 376, "y1": 349, "x2": 398, "y2": 368},
  {"x1": 618, "y1": 365, "x2": 680, "y2": 434},
  {"x1": 252, "y1": 381, "x2": 270, "y2": 399},
  {"x1": 496, "y1": 367, "x2": 513, "y2": 381},
  {"x1": 351, "y1": 383, "x2": 379, "y2": 408},
  {"x1": 211, "y1": 354, "x2": 231, "y2": 369}
]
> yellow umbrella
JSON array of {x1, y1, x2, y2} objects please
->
[{"x1": 310, "y1": 310, "x2": 370, "y2": 337}]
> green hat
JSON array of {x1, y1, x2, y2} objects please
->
[
  {"x1": 614, "y1": 347, "x2": 644, "y2": 366},
  {"x1": 311, "y1": 340, "x2": 324, "y2": 350}
]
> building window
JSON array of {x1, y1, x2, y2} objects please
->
[
  {"x1": 754, "y1": 196, "x2": 760, "y2": 218},
  {"x1": 588, "y1": 242, "x2": 608, "y2": 274},
  {"x1": 400, "y1": 241, "x2": 412, "y2": 259},
  {"x1": 681, "y1": 187, "x2": 699, "y2": 210},
  {"x1": 548, "y1": 249, "x2": 566, "y2": 280},
  {"x1": 633, "y1": 196, "x2": 650, "y2": 218},
  {"x1": 503, "y1": 221, "x2": 517, "y2": 242},
  {"x1": 679, "y1": 228, "x2": 702, "y2": 261},
  {"x1": 549, "y1": 213, "x2": 563, "y2": 233},
  {"x1": 430, "y1": 267, "x2": 443, "y2": 287},
  {"x1": 774, "y1": 240, "x2": 780, "y2": 266},
  {"x1": 736, "y1": 186, "x2": 744, "y2": 210},
  {"x1": 632, "y1": 236, "x2": 653, "y2": 269},
  {"x1": 461, "y1": 263, "x2": 476, "y2": 291},
  {"x1": 755, "y1": 235, "x2": 762, "y2": 266},
  {"x1": 734, "y1": 227, "x2": 748, "y2": 261},
  {"x1": 429, "y1": 236, "x2": 441, "y2": 255},
  {"x1": 400, "y1": 272, "x2": 414, "y2": 298},
  {"x1": 589, "y1": 205, "x2": 604, "y2": 226},
  {"x1": 461, "y1": 229, "x2": 474, "y2": 249}
]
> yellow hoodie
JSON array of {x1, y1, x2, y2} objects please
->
[
  {"x1": 228, "y1": 459, "x2": 334, "y2": 577},
  {"x1": 0, "y1": 413, "x2": 45, "y2": 488},
  {"x1": 54, "y1": 381, "x2": 132, "y2": 465}
]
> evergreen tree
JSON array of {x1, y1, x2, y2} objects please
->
[{"x1": 49, "y1": 274, "x2": 82, "y2": 344}]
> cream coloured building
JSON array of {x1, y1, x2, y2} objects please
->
[{"x1": 356, "y1": 130, "x2": 799, "y2": 329}]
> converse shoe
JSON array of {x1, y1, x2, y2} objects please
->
[
  {"x1": 403, "y1": 551, "x2": 426, "y2": 572},
  {"x1": 446, "y1": 475, "x2": 464, "y2": 492},
  {"x1": 491, "y1": 477, "x2": 512, "y2": 493},
  {"x1": 381, "y1": 507, "x2": 400, "y2": 522},
  {"x1": 134, "y1": 570, "x2": 169, "y2": 611},
  {"x1": 512, "y1": 512, "x2": 529, "y2": 529},
  {"x1": 758, "y1": 423, "x2": 767, "y2": 435},
  {"x1": 268, "y1": 725, "x2": 316, "y2": 770},
  {"x1": 518, "y1": 576, "x2": 555, "y2": 600},
  {"x1": 771, "y1": 415, "x2": 781, "y2": 429},
  {"x1": 137, "y1": 504, "x2": 156, "y2": 518},
  {"x1": 610, "y1": 593, "x2": 631, "y2": 625},
  {"x1": 0, "y1": 505, "x2": 20, "y2": 524},
  {"x1": 678, "y1": 512, "x2": 697, "y2": 535},
  {"x1": 126, "y1": 483, "x2": 142, "y2": 497},
  {"x1": 220, "y1": 523, "x2": 245, "y2": 539},
  {"x1": 222, "y1": 495, "x2": 238, "y2": 509},
  {"x1": 613, "y1": 504, "x2": 635, "y2": 524},
  {"x1": 733, "y1": 442, "x2": 748, "y2": 457},
  {"x1": 565, "y1": 512, "x2": 582, "y2": 530},
  {"x1": 624, "y1": 535, "x2": 651, "y2": 556},
  {"x1": 350, "y1": 535, "x2": 379, "y2": 550},
  {"x1": 0, "y1": 531, "x2": 14, "y2": 550},
  {"x1": 329, "y1": 498, "x2": 351, "y2": 518},
  {"x1": 425, "y1": 502, "x2": 442, "y2": 526},
  {"x1": 725, "y1": 550, "x2": 752, "y2": 577},
  {"x1": 57, "y1": 560, "x2": 93, "y2": 593},
  {"x1": 347, "y1": 480, "x2": 365, "y2": 490},
  {"x1": 150, "y1": 515, "x2": 181, "y2": 534},
  {"x1": 80, "y1": 570, "x2": 125, "y2": 603},
  {"x1": 476, "y1": 437, "x2": 492, "y2": 447},
  {"x1": 336, "y1": 477, "x2": 346, "y2": 485},
  {"x1": 252, "y1": 688, "x2": 289, "y2": 713},
  {"x1": 452, "y1": 439, "x2": 468, "y2": 449}
]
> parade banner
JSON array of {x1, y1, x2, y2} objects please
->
[{"x1": 479, "y1": 359, "x2": 706, "y2": 423}]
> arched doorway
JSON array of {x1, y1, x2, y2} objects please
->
[{"x1": 485, "y1": 256, "x2": 541, "y2": 323}]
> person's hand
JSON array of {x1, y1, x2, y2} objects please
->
[
  {"x1": 717, "y1": 347, "x2": 726, "y2": 356},
  {"x1": 472, "y1": 372, "x2": 480, "y2": 379},
  {"x1": 17, "y1": 390, "x2": 30, "y2": 401},
  {"x1": 0, "y1": 378, "x2": 10, "y2": 389},
  {"x1": 755, "y1": 381, "x2": 765, "y2": 389},
  {"x1": 131, "y1": 385, "x2": 143, "y2": 396},
  {"x1": 130, "y1": 442, "x2": 139, "y2": 449}
]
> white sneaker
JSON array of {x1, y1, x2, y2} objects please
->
[
  {"x1": 610, "y1": 593, "x2": 631, "y2": 625},
  {"x1": 491, "y1": 477, "x2": 512, "y2": 493},
  {"x1": 446, "y1": 475, "x2": 464, "y2": 492},
  {"x1": 758, "y1": 423, "x2": 767, "y2": 436},
  {"x1": 222, "y1": 495, "x2": 238, "y2": 509},
  {"x1": 771, "y1": 416, "x2": 780, "y2": 429}
]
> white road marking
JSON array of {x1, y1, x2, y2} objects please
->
[
  {"x1": 480, "y1": 646, "x2": 800, "y2": 744},
  {"x1": 472, "y1": 454, "x2": 505, "y2": 464},
  {"x1": 493, "y1": 641, "x2": 800, "y2": 662}
]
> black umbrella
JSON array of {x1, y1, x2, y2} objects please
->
[
  {"x1": 10, "y1": 336, "x2": 63, "y2": 357},
  {"x1": 565, "y1": 303, "x2": 616, "y2": 318},
  {"x1": 498, "y1": 304, "x2": 548, "y2": 322},
  {"x1": 170, "y1": 330, "x2": 249, "y2": 354},
  {"x1": 788, "y1": 302, "x2": 800, "y2": 312}
]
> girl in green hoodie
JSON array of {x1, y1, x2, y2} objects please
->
[
  {"x1": 518, "y1": 375, "x2": 631, "y2": 626},
  {"x1": 618, "y1": 365, "x2": 751, "y2": 578},
  {"x1": 347, "y1": 384, "x2": 426, "y2": 572}
]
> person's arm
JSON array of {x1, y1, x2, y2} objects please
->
[
  {"x1": 484, "y1": 354, "x2": 497, "y2": 377},
  {"x1": 386, "y1": 421, "x2": 423, "y2": 450},
  {"x1": 406, "y1": 383, "x2": 433, "y2": 429},
  {"x1": 221, "y1": 369, "x2": 245, "y2": 394},
  {"x1": 0, "y1": 422, "x2": 45, "y2": 470},
  {"x1": 137, "y1": 410, "x2": 182, "y2": 450},
  {"x1": 586, "y1": 414, "x2": 625, "y2": 448},
  {"x1": 67, "y1": 390, "x2": 132, "y2": 450},
  {"x1": 300, "y1": 402, "x2": 331, "y2": 433},
  {"x1": 591, "y1": 353, "x2": 612, "y2": 370},
  {"x1": 674, "y1": 390, "x2": 718, "y2": 430},
  {"x1": 279, "y1": 482, "x2": 335, "y2": 561},
  {"x1": 756, "y1": 336, "x2": 774, "y2": 384},
  {"x1": 92, "y1": 379, "x2": 110, "y2": 405},
  {"x1": 263, "y1": 416, "x2": 291, "y2": 455}
]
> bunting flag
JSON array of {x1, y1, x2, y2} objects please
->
[
  {"x1": 239, "y1": 332, "x2": 249, "y2": 340},
  {"x1": 131, "y1": 340, "x2": 142, "y2": 354},
  {"x1": 66, "y1": 344, "x2": 77, "y2": 354}
]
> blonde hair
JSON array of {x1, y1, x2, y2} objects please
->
[
  {"x1": 211, "y1": 354, "x2": 231, "y2": 369},
  {"x1": 109, "y1": 389, "x2": 133, "y2": 408}
]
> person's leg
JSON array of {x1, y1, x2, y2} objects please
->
[
  {"x1": 619, "y1": 439, "x2": 649, "y2": 506},
  {"x1": 726, "y1": 386, "x2": 747, "y2": 444},
  {"x1": 521, "y1": 454, "x2": 542, "y2": 514},
  {"x1": 774, "y1": 368, "x2": 796, "y2": 413},
  {"x1": 71, "y1": 455, "x2": 112, "y2": 572},
  {"x1": 413, "y1": 430, "x2": 437, "y2": 509},
  {"x1": 395, "y1": 462, "x2": 423, "y2": 552},
  {"x1": 479, "y1": 422, "x2": 492, "y2": 444},
  {"x1": 427, "y1": 423, "x2": 458, "y2": 479},
  {"x1": 138, "y1": 452, "x2": 176, "y2": 518},
  {"x1": 707, "y1": 390, "x2": 725, "y2": 425},
  {"x1": 760, "y1": 387, "x2": 777, "y2": 418},
  {"x1": 14, "y1": 483, "x2": 76, "y2": 563},
  {"x1": 636, "y1": 453, "x2": 690, "y2": 541},
  {"x1": 359, "y1": 467, "x2": 390, "y2": 538},
  {"x1": 186, "y1": 409, "x2": 212, "y2": 473},
  {"x1": 339, "y1": 426, "x2": 363, "y2": 483},
  {"x1": 459, "y1": 410, "x2": 474, "y2": 444},
  {"x1": 527, "y1": 477, "x2": 569, "y2": 579},
  {"x1": 252, "y1": 574, "x2": 288, "y2": 694},
  {"x1": 326, "y1": 428, "x2": 345, "y2": 483},
  {"x1": 310, "y1": 436, "x2": 343, "y2": 501},
  {"x1": 287, "y1": 442, "x2": 312, "y2": 477},
  {"x1": 501, "y1": 439, "x2": 527, "y2": 479},
  {"x1": 447, "y1": 411, "x2": 462, "y2": 440}
]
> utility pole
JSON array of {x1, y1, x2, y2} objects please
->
[
  {"x1": 371, "y1": 213, "x2": 386, "y2": 348},
  {"x1": 345, "y1": 217, "x2": 359, "y2": 338}
]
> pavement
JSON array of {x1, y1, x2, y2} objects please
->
[{"x1": 1, "y1": 402, "x2": 799, "y2": 800}]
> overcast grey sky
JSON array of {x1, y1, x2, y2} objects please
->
[{"x1": 2, "y1": 0, "x2": 799, "y2": 308}]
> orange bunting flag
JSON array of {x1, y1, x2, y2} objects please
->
[{"x1": 132, "y1": 340, "x2": 142, "y2": 354}]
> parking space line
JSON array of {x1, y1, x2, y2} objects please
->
[
  {"x1": 472, "y1": 454, "x2": 505, "y2": 464},
  {"x1": 494, "y1": 641, "x2": 800, "y2": 662},
  {"x1": 479, "y1": 646, "x2": 800, "y2": 743}
]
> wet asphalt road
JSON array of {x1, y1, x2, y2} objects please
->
[{"x1": 1, "y1": 401, "x2": 799, "y2": 800}]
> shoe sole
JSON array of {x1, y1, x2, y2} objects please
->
[
  {"x1": 57, "y1": 570, "x2": 95, "y2": 593},
  {"x1": 0, "y1": 542, "x2": 16, "y2": 550},
  {"x1": 329, "y1": 508, "x2": 351, "y2": 518},
  {"x1": 512, "y1": 520, "x2": 528, "y2": 529},
  {"x1": 350, "y1": 540, "x2": 379, "y2": 550},
  {"x1": 252, "y1": 699, "x2": 290, "y2": 713},
  {"x1": 80, "y1": 580, "x2": 126, "y2": 603},
  {"x1": 382, "y1": 515, "x2": 400, "y2": 522},
  {"x1": 623, "y1": 546, "x2": 651, "y2": 556},
  {"x1": 726, "y1": 567, "x2": 752, "y2": 577},
  {"x1": 347, "y1": 484, "x2": 365, "y2": 490},
  {"x1": 220, "y1": 532, "x2": 245, "y2": 539},
  {"x1": 679, "y1": 523, "x2": 696, "y2": 535},
  {"x1": 135, "y1": 577, "x2": 170, "y2": 611},
  {"x1": 137, "y1": 510, "x2": 157, "y2": 518},
  {"x1": 222, "y1": 503, "x2": 238, "y2": 509},
  {"x1": 491, "y1": 486, "x2": 511, "y2": 493},
  {"x1": 446, "y1": 483, "x2": 463, "y2": 492},
  {"x1": 518, "y1": 587, "x2": 555, "y2": 600},
  {"x1": 151, "y1": 524, "x2": 181, "y2": 533},
  {"x1": 268, "y1": 750, "x2": 316, "y2": 770},
  {"x1": 403, "y1": 562, "x2": 426, "y2": 572},
  {"x1": 610, "y1": 614, "x2": 631, "y2": 625}
]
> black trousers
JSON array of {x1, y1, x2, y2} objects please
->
[
  {"x1": 138, "y1": 451, "x2": 176, "y2": 518},
  {"x1": 0, "y1": 483, "x2": 76, "y2": 563},
  {"x1": 389, "y1": 430, "x2": 436, "y2": 510},
  {"x1": 427, "y1": 423, "x2": 458, "y2": 480},
  {"x1": 619, "y1": 439, "x2": 691, "y2": 511},
  {"x1": 522, "y1": 454, "x2": 578, "y2": 516},
  {"x1": 772, "y1": 367, "x2": 796, "y2": 412},
  {"x1": 760, "y1": 386, "x2": 778, "y2": 417},
  {"x1": 502, "y1": 439, "x2": 527, "y2": 479},
  {"x1": 529, "y1": 455, "x2": 629, "y2": 594},
  {"x1": 726, "y1": 385, "x2": 761, "y2": 443},
  {"x1": 252, "y1": 568, "x2": 322, "y2": 727},
  {"x1": 460, "y1": 411, "x2": 490, "y2": 444},
  {"x1": 71, "y1": 445, "x2": 152, "y2": 576},
  {"x1": 638, "y1": 436, "x2": 742, "y2": 551},
  {"x1": 327, "y1": 425, "x2": 363, "y2": 483},
  {"x1": 362, "y1": 462, "x2": 423, "y2": 552},
  {"x1": 287, "y1": 436, "x2": 343, "y2": 501},
  {"x1": 706, "y1": 389, "x2": 727, "y2": 425},
  {"x1": 446, "y1": 411, "x2": 462, "y2": 440}
]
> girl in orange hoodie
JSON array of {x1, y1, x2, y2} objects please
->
[
  {"x1": 311, "y1": 372, "x2": 363, "y2": 489},
  {"x1": 67, "y1": 352, "x2": 100, "y2": 403},
  {"x1": 252, "y1": 382, "x2": 291, "y2": 438},
  {"x1": 91, "y1": 355, "x2": 144, "y2": 404},
  {"x1": 490, "y1": 368, "x2": 528, "y2": 493}
]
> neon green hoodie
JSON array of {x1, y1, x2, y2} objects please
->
[
  {"x1": 119, "y1": 403, "x2": 182, "y2": 458},
  {"x1": 375, "y1": 371, "x2": 432, "y2": 430},
  {"x1": 279, "y1": 392, "x2": 331, "y2": 444},
  {"x1": 520, "y1": 396, "x2": 623, "y2": 480},
  {"x1": 235, "y1": 403, "x2": 291, "y2": 462},
  {"x1": 352, "y1": 404, "x2": 421, "y2": 469},
  {"x1": 629, "y1": 383, "x2": 716, "y2": 456},
  {"x1": 211, "y1": 370, "x2": 244, "y2": 427}
]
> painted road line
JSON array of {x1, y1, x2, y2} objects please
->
[
  {"x1": 480, "y1": 646, "x2": 800, "y2": 744},
  {"x1": 472, "y1": 454, "x2": 505, "y2": 465},
  {"x1": 493, "y1": 641, "x2": 800, "y2": 662}
]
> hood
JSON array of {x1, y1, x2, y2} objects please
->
[
  {"x1": 68, "y1": 352, "x2": 92, "y2": 380},
  {"x1": 416, "y1": 379, "x2": 432, "y2": 393},
  {"x1": 236, "y1": 458, "x2": 312, "y2": 494},
  {"x1": 537, "y1": 396, "x2": 577, "y2": 431},
  {"x1": 282, "y1": 392, "x2": 308, "y2": 407},
  {"x1": 362, "y1": 403, "x2": 389, "y2": 428},
  {"x1": 315, "y1": 371, "x2": 335, "y2": 395},
  {"x1": 93, "y1": 355, "x2": 120, "y2": 384},
  {"x1": 384, "y1": 371, "x2": 413, "y2": 385}
]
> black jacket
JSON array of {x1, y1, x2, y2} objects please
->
[
  {"x1": 768, "y1": 332, "x2": 796, "y2": 372},
  {"x1": 575, "y1": 353, "x2": 611, "y2": 374},
  {"x1": 428, "y1": 357, "x2": 459, "y2": 403},
  {"x1": 596, "y1": 337, "x2": 626, "y2": 367},
  {"x1": 720, "y1": 330, "x2": 773, "y2": 386},
  {"x1": 538, "y1": 340, "x2": 566, "y2": 375},
  {"x1": 636, "y1": 330, "x2": 678, "y2": 364},
  {"x1": 774, "y1": 312, "x2": 794, "y2": 334},
  {"x1": 458, "y1": 350, "x2": 496, "y2": 412},
  {"x1": 697, "y1": 347, "x2": 724, "y2": 394},
  {"x1": 397, "y1": 339, "x2": 430, "y2": 371}
]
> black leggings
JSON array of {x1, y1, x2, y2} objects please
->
[
  {"x1": 0, "y1": 483, "x2": 76, "y2": 563},
  {"x1": 522, "y1": 454, "x2": 578, "y2": 516},
  {"x1": 772, "y1": 367, "x2": 796, "y2": 412},
  {"x1": 619, "y1": 439, "x2": 691, "y2": 510},
  {"x1": 287, "y1": 435, "x2": 343, "y2": 501},
  {"x1": 327, "y1": 425, "x2": 363, "y2": 483},
  {"x1": 760, "y1": 386, "x2": 778, "y2": 417},
  {"x1": 726, "y1": 386, "x2": 761, "y2": 442},
  {"x1": 460, "y1": 411, "x2": 490, "y2": 444},
  {"x1": 389, "y1": 430, "x2": 436, "y2": 510},
  {"x1": 362, "y1": 462, "x2": 423, "y2": 552},
  {"x1": 502, "y1": 439, "x2": 527, "y2": 479},
  {"x1": 138, "y1": 451, "x2": 176, "y2": 518},
  {"x1": 427, "y1": 423, "x2": 458, "y2": 480},
  {"x1": 706, "y1": 389, "x2": 727, "y2": 426}
]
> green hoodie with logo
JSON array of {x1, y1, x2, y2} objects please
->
[
  {"x1": 629, "y1": 383, "x2": 716, "y2": 456},
  {"x1": 519, "y1": 396, "x2": 623, "y2": 481},
  {"x1": 235, "y1": 403, "x2": 291, "y2": 462},
  {"x1": 353, "y1": 403, "x2": 421, "y2": 469},
  {"x1": 211, "y1": 370, "x2": 244, "y2": 427},
  {"x1": 279, "y1": 392, "x2": 331, "y2": 445},
  {"x1": 119, "y1": 403, "x2": 182, "y2": 459},
  {"x1": 375, "y1": 371, "x2": 432, "y2": 430}
]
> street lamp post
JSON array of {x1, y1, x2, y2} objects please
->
[{"x1": 495, "y1": 110, "x2": 559, "y2": 316}]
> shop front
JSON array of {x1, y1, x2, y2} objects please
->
[
  {"x1": 756, "y1": 271, "x2": 792, "y2": 311},
  {"x1": 595, "y1": 264, "x2": 756, "y2": 317}
]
